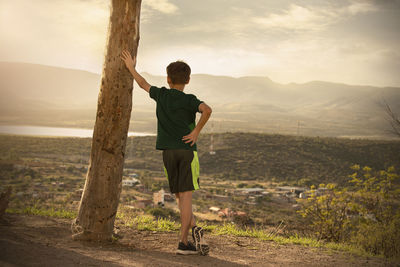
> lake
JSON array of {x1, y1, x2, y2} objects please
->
[{"x1": 0, "y1": 125, "x2": 155, "y2": 138}]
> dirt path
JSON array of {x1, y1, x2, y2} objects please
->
[{"x1": 0, "y1": 214, "x2": 395, "y2": 266}]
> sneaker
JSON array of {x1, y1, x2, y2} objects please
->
[
  {"x1": 176, "y1": 241, "x2": 197, "y2": 255},
  {"x1": 192, "y1": 226, "x2": 209, "y2": 256}
]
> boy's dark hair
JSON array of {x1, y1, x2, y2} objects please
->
[{"x1": 166, "y1": 61, "x2": 191, "y2": 84}]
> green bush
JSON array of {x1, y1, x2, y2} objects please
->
[
  {"x1": 233, "y1": 214, "x2": 254, "y2": 228},
  {"x1": 298, "y1": 166, "x2": 400, "y2": 259},
  {"x1": 250, "y1": 183, "x2": 264, "y2": 188},
  {"x1": 352, "y1": 211, "x2": 400, "y2": 258},
  {"x1": 297, "y1": 183, "x2": 353, "y2": 242},
  {"x1": 348, "y1": 166, "x2": 400, "y2": 259},
  {"x1": 146, "y1": 207, "x2": 179, "y2": 221},
  {"x1": 298, "y1": 178, "x2": 313, "y2": 187},
  {"x1": 237, "y1": 183, "x2": 247, "y2": 188}
]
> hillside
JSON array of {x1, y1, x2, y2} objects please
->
[
  {"x1": 126, "y1": 133, "x2": 400, "y2": 185},
  {"x1": 1, "y1": 132, "x2": 398, "y2": 186},
  {"x1": 1, "y1": 62, "x2": 399, "y2": 138}
]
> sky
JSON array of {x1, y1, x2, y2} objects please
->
[{"x1": 0, "y1": 0, "x2": 399, "y2": 87}]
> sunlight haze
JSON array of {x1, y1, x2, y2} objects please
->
[{"x1": 0, "y1": 0, "x2": 399, "y2": 87}]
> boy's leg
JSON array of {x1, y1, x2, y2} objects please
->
[
  {"x1": 175, "y1": 193, "x2": 196, "y2": 233},
  {"x1": 177, "y1": 191, "x2": 195, "y2": 244}
]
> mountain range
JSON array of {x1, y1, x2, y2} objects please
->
[{"x1": 0, "y1": 61, "x2": 399, "y2": 139}]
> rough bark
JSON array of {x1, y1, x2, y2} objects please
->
[{"x1": 72, "y1": 0, "x2": 141, "y2": 241}]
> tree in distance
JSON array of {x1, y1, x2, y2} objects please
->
[{"x1": 384, "y1": 99, "x2": 400, "y2": 138}]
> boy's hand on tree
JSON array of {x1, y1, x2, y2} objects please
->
[
  {"x1": 120, "y1": 50, "x2": 136, "y2": 69},
  {"x1": 182, "y1": 130, "x2": 199, "y2": 146}
]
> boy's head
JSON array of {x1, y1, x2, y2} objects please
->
[{"x1": 166, "y1": 61, "x2": 191, "y2": 85}]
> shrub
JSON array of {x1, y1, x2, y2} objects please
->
[
  {"x1": 352, "y1": 211, "x2": 400, "y2": 258},
  {"x1": 348, "y1": 166, "x2": 400, "y2": 258},
  {"x1": 297, "y1": 183, "x2": 353, "y2": 242},
  {"x1": 146, "y1": 207, "x2": 179, "y2": 221},
  {"x1": 237, "y1": 183, "x2": 247, "y2": 188},
  {"x1": 232, "y1": 214, "x2": 254, "y2": 228},
  {"x1": 250, "y1": 183, "x2": 264, "y2": 188},
  {"x1": 298, "y1": 178, "x2": 313, "y2": 187},
  {"x1": 298, "y1": 166, "x2": 400, "y2": 259}
]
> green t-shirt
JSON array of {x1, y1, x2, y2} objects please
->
[{"x1": 149, "y1": 86, "x2": 203, "y2": 151}]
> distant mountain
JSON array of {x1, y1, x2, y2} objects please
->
[
  {"x1": 0, "y1": 62, "x2": 101, "y2": 110},
  {"x1": 0, "y1": 62, "x2": 399, "y2": 138}
]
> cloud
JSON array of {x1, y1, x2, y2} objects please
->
[
  {"x1": 252, "y1": 2, "x2": 377, "y2": 32},
  {"x1": 364, "y1": 0, "x2": 400, "y2": 9},
  {"x1": 346, "y1": 1, "x2": 377, "y2": 15},
  {"x1": 143, "y1": 0, "x2": 178, "y2": 14},
  {"x1": 252, "y1": 4, "x2": 329, "y2": 32}
]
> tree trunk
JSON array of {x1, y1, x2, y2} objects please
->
[{"x1": 72, "y1": 0, "x2": 141, "y2": 241}]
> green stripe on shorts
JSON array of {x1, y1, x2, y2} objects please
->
[
  {"x1": 191, "y1": 151, "x2": 200, "y2": 190},
  {"x1": 163, "y1": 166, "x2": 168, "y2": 179}
]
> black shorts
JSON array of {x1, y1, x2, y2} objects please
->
[{"x1": 162, "y1": 149, "x2": 200, "y2": 193}]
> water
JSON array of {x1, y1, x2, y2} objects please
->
[{"x1": 0, "y1": 125, "x2": 155, "y2": 138}]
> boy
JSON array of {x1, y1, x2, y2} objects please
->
[{"x1": 121, "y1": 50, "x2": 212, "y2": 255}]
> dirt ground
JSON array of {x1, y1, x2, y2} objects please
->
[{"x1": 0, "y1": 214, "x2": 397, "y2": 267}]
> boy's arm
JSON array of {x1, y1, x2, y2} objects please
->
[
  {"x1": 182, "y1": 103, "x2": 212, "y2": 146},
  {"x1": 121, "y1": 50, "x2": 151, "y2": 92}
]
